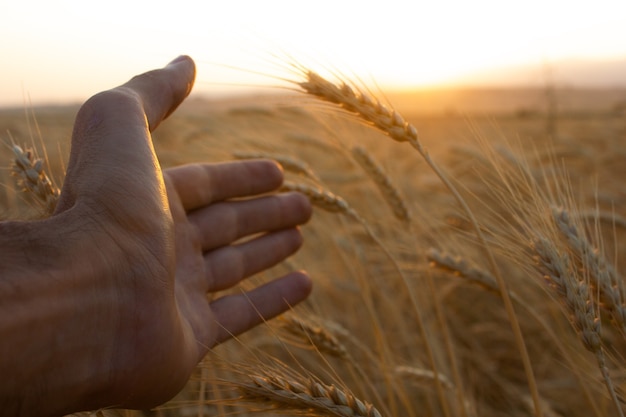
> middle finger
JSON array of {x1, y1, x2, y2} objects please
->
[{"x1": 188, "y1": 192, "x2": 311, "y2": 250}]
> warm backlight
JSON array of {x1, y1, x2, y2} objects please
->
[{"x1": 1, "y1": 0, "x2": 626, "y2": 106}]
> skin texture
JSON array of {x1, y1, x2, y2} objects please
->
[{"x1": 0, "y1": 56, "x2": 313, "y2": 416}]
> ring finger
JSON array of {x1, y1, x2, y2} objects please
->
[{"x1": 204, "y1": 228, "x2": 303, "y2": 292}]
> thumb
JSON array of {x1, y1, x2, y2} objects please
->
[
  {"x1": 123, "y1": 55, "x2": 196, "y2": 130},
  {"x1": 55, "y1": 56, "x2": 196, "y2": 214}
]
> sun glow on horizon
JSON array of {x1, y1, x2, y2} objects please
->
[{"x1": 2, "y1": 0, "x2": 626, "y2": 106}]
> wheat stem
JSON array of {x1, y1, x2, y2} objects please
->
[{"x1": 297, "y1": 70, "x2": 544, "y2": 417}]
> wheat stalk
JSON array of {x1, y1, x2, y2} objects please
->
[
  {"x1": 296, "y1": 69, "x2": 544, "y2": 417},
  {"x1": 429, "y1": 244, "x2": 602, "y2": 414}
]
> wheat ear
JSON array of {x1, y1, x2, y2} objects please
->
[
  {"x1": 531, "y1": 237, "x2": 602, "y2": 354},
  {"x1": 394, "y1": 365, "x2": 454, "y2": 390},
  {"x1": 551, "y1": 206, "x2": 626, "y2": 332},
  {"x1": 531, "y1": 236, "x2": 623, "y2": 417},
  {"x1": 297, "y1": 69, "x2": 543, "y2": 417},
  {"x1": 426, "y1": 248, "x2": 500, "y2": 295},
  {"x1": 281, "y1": 181, "x2": 359, "y2": 219},
  {"x1": 351, "y1": 146, "x2": 410, "y2": 223},
  {"x1": 238, "y1": 372, "x2": 383, "y2": 417},
  {"x1": 277, "y1": 313, "x2": 349, "y2": 358},
  {"x1": 11, "y1": 144, "x2": 60, "y2": 214}
]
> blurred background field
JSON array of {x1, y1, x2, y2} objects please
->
[{"x1": 3, "y1": 85, "x2": 626, "y2": 213}]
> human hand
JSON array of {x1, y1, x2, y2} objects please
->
[{"x1": 0, "y1": 56, "x2": 312, "y2": 415}]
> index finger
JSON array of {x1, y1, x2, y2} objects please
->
[{"x1": 164, "y1": 159, "x2": 284, "y2": 211}]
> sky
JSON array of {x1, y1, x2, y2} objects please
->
[{"x1": 2, "y1": 0, "x2": 626, "y2": 107}]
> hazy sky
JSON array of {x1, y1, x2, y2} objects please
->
[{"x1": 2, "y1": 0, "x2": 626, "y2": 107}]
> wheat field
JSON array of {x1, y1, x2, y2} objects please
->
[{"x1": 2, "y1": 71, "x2": 626, "y2": 417}]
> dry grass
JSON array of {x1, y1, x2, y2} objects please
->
[{"x1": 2, "y1": 66, "x2": 626, "y2": 417}]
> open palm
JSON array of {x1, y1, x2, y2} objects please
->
[{"x1": 0, "y1": 56, "x2": 312, "y2": 415}]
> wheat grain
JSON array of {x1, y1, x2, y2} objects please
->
[
  {"x1": 11, "y1": 144, "x2": 60, "y2": 214},
  {"x1": 551, "y1": 206, "x2": 626, "y2": 332},
  {"x1": 238, "y1": 372, "x2": 383, "y2": 417},
  {"x1": 394, "y1": 365, "x2": 454, "y2": 390},
  {"x1": 351, "y1": 146, "x2": 410, "y2": 223},
  {"x1": 281, "y1": 181, "x2": 358, "y2": 219},
  {"x1": 426, "y1": 248, "x2": 499, "y2": 295},
  {"x1": 278, "y1": 314, "x2": 349, "y2": 358},
  {"x1": 531, "y1": 236, "x2": 601, "y2": 354},
  {"x1": 531, "y1": 235, "x2": 623, "y2": 416},
  {"x1": 298, "y1": 71, "x2": 421, "y2": 148}
]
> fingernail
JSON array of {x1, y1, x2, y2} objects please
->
[{"x1": 168, "y1": 55, "x2": 189, "y2": 66}]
